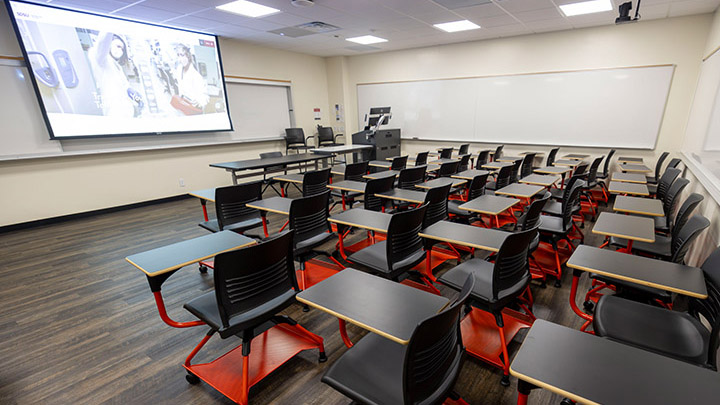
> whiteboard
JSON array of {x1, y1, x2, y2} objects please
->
[
  {"x1": 357, "y1": 65, "x2": 674, "y2": 149},
  {"x1": 0, "y1": 60, "x2": 292, "y2": 160}
]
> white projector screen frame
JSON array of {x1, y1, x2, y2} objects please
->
[{"x1": 357, "y1": 65, "x2": 674, "y2": 149}]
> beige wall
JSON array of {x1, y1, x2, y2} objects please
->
[{"x1": 0, "y1": 7, "x2": 330, "y2": 227}]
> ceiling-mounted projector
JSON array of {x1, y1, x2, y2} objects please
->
[
  {"x1": 616, "y1": 0, "x2": 641, "y2": 24},
  {"x1": 291, "y1": 0, "x2": 314, "y2": 6}
]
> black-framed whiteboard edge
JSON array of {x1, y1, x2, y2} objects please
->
[{"x1": 4, "y1": 0, "x2": 234, "y2": 140}]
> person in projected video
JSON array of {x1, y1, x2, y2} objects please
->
[
  {"x1": 88, "y1": 32, "x2": 143, "y2": 117},
  {"x1": 170, "y1": 44, "x2": 208, "y2": 115}
]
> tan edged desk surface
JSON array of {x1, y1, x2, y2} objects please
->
[
  {"x1": 328, "y1": 208, "x2": 392, "y2": 233},
  {"x1": 519, "y1": 174, "x2": 559, "y2": 187},
  {"x1": 419, "y1": 221, "x2": 509, "y2": 253},
  {"x1": 617, "y1": 156, "x2": 644, "y2": 164},
  {"x1": 608, "y1": 181, "x2": 649, "y2": 196},
  {"x1": 458, "y1": 195, "x2": 520, "y2": 216},
  {"x1": 331, "y1": 165, "x2": 346, "y2": 176},
  {"x1": 296, "y1": 269, "x2": 449, "y2": 345},
  {"x1": 592, "y1": 212, "x2": 655, "y2": 243},
  {"x1": 246, "y1": 197, "x2": 293, "y2": 215},
  {"x1": 482, "y1": 161, "x2": 514, "y2": 170},
  {"x1": 613, "y1": 195, "x2": 664, "y2": 216},
  {"x1": 562, "y1": 154, "x2": 589, "y2": 160},
  {"x1": 429, "y1": 158, "x2": 461, "y2": 164},
  {"x1": 326, "y1": 180, "x2": 366, "y2": 193},
  {"x1": 553, "y1": 159, "x2": 583, "y2": 167},
  {"x1": 452, "y1": 169, "x2": 490, "y2": 180},
  {"x1": 273, "y1": 173, "x2": 304, "y2": 184},
  {"x1": 521, "y1": 151, "x2": 545, "y2": 156},
  {"x1": 494, "y1": 184, "x2": 545, "y2": 199},
  {"x1": 534, "y1": 166, "x2": 572, "y2": 175},
  {"x1": 619, "y1": 163, "x2": 652, "y2": 173},
  {"x1": 611, "y1": 172, "x2": 647, "y2": 184},
  {"x1": 368, "y1": 160, "x2": 393, "y2": 168},
  {"x1": 415, "y1": 177, "x2": 467, "y2": 189},
  {"x1": 375, "y1": 188, "x2": 426, "y2": 204},
  {"x1": 363, "y1": 170, "x2": 399, "y2": 180},
  {"x1": 188, "y1": 188, "x2": 215, "y2": 202},
  {"x1": 495, "y1": 156, "x2": 523, "y2": 163}
]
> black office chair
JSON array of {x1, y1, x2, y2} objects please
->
[
  {"x1": 390, "y1": 155, "x2": 409, "y2": 171},
  {"x1": 486, "y1": 165, "x2": 512, "y2": 192},
  {"x1": 578, "y1": 156, "x2": 604, "y2": 221},
  {"x1": 199, "y1": 181, "x2": 264, "y2": 235},
  {"x1": 437, "y1": 161, "x2": 460, "y2": 178},
  {"x1": 458, "y1": 143, "x2": 470, "y2": 155},
  {"x1": 439, "y1": 147, "x2": 454, "y2": 159},
  {"x1": 649, "y1": 167, "x2": 681, "y2": 198},
  {"x1": 596, "y1": 149, "x2": 616, "y2": 203},
  {"x1": 508, "y1": 159, "x2": 522, "y2": 184},
  {"x1": 289, "y1": 191, "x2": 342, "y2": 292},
  {"x1": 364, "y1": 175, "x2": 396, "y2": 212},
  {"x1": 519, "y1": 153, "x2": 536, "y2": 179},
  {"x1": 646, "y1": 151, "x2": 670, "y2": 184},
  {"x1": 656, "y1": 177, "x2": 690, "y2": 233},
  {"x1": 316, "y1": 125, "x2": 343, "y2": 147},
  {"x1": 521, "y1": 192, "x2": 551, "y2": 284},
  {"x1": 476, "y1": 150, "x2": 490, "y2": 168},
  {"x1": 302, "y1": 167, "x2": 332, "y2": 197},
  {"x1": 667, "y1": 157, "x2": 682, "y2": 169},
  {"x1": 182, "y1": 230, "x2": 326, "y2": 404},
  {"x1": 330, "y1": 161, "x2": 368, "y2": 211},
  {"x1": 448, "y1": 173, "x2": 489, "y2": 223},
  {"x1": 322, "y1": 276, "x2": 475, "y2": 405},
  {"x1": 422, "y1": 183, "x2": 452, "y2": 229},
  {"x1": 259, "y1": 151, "x2": 286, "y2": 195},
  {"x1": 546, "y1": 147, "x2": 559, "y2": 167},
  {"x1": 560, "y1": 162, "x2": 588, "y2": 187},
  {"x1": 592, "y1": 245, "x2": 720, "y2": 370},
  {"x1": 457, "y1": 154, "x2": 472, "y2": 172},
  {"x1": 397, "y1": 165, "x2": 427, "y2": 190},
  {"x1": 285, "y1": 128, "x2": 311, "y2": 154},
  {"x1": 439, "y1": 226, "x2": 539, "y2": 386},
  {"x1": 415, "y1": 151, "x2": 429, "y2": 166},
  {"x1": 348, "y1": 204, "x2": 431, "y2": 287}
]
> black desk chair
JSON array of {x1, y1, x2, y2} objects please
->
[
  {"x1": 289, "y1": 191, "x2": 342, "y2": 292},
  {"x1": 415, "y1": 151, "x2": 429, "y2": 166},
  {"x1": 422, "y1": 183, "x2": 452, "y2": 229},
  {"x1": 331, "y1": 161, "x2": 369, "y2": 211},
  {"x1": 520, "y1": 153, "x2": 535, "y2": 179},
  {"x1": 439, "y1": 226, "x2": 539, "y2": 386},
  {"x1": 285, "y1": 128, "x2": 312, "y2": 154},
  {"x1": 520, "y1": 192, "x2": 551, "y2": 285},
  {"x1": 259, "y1": 151, "x2": 286, "y2": 195},
  {"x1": 457, "y1": 154, "x2": 471, "y2": 172},
  {"x1": 364, "y1": 175, "x2": 396, "y2": 212},
  {"x1": 578, "y1": 156, "x2": 604, "y2": 221},
  {"x1": 546, "y1": 147, "x2": 559, "y2": 167},
  {"x1": 537, "y1": 181, "x2": 584, "y2": 287},
  {"x1": 302, "y1": 167, "x2": 332, "y2": 197},
  {"x1": 646, "y1": 151, "x2": 670, "y2": 184},
  {"x1": 655, "y1": 177, "x2": 690, "y2": 234},
  {"x1": 650, "y1": 167, "x2": 680, "y2": 199},
  {"x1": 667, "y1": 157, "x2": 682, "y2": 169},
  {"x1": 397, "y1": 165, "x2": 427, "y2": 190},
  {"x1": 436, "y1": 161, "x2": 460, "y2": 178},
  {"x1": 596, "y1": 148, "x2": 616, "y2": 182},
  {"x1": 486, "y1": 165, "x2": 512, "y2": 192},
  {"x1": 182, "y1": 230, "x2": 326, "y2": 404},
  {"x1": 322, "y1": 276, "x2": 474, "y2": 405},
  {"x1": 509, "y1": 159, "x2": 522, "y2": 184},
  {"x1": 475, "y1": 150, "x2": 490, "y2": 168},
  {"x1": 199, "y1": 181, "x2": 264, "y2": 235},
  {"x1": 492, "y1": 145, "x2": 504, "y2": 161},
  {"x1": 316, "y1": 125, "x2": 344, "y2": 147},
  {"x1": 458, "y1": 143, "x2": 470, "y2": 155},
  {"x1": 439, "y1": 147, "x2": 454, "y2": 159},
  {"x1": 390, "y1": 155, "x2": 409, "y2": 171},
  {"x1": 593, "y1": 245, "x2": 720, "y2": 370},
  {"x1": 560, "y1": 162, "x2": 588, "y2": 187},
  {"x1": 348, "y1": 204, "x2": 433, "y2": 290},
  {"x1": 448, "y1": 173, "x2": 489, "y2": 223}
]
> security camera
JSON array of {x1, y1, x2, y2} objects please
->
[{"x1": 616, "y1": 0, "x2": 641, "y2": 24}]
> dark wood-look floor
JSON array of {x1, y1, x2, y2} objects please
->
[{"x1": 0, "y1": 186, "x2": 606, "y2": 405}]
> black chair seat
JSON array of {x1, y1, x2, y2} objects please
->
[
  {"x1": 439, "y1": 258, "x2": 527, "y2": 305},
  {"x1": 529, "y1": 233, "x2": 540, "y2": 252},
  {"x1": 655, "y1": 215, "x2": 669, "y2": 233},
  {"x1": 184, "y1": 289, "x2": 296, "y2": 338},
  {"x1": 538, "y1": 215, "x2": 571, "y2": 234},
  {"x1": 199, "y1": 217, "x2": 263, "y2": 234},
  {"x1": 648, "y1": 184, "x2": 658, "y2": 195},
  {"x1": 549, "y1": 188, "x2": 564, "y2": 200},
  {"x1": 542, "y1": 201, "x2": 563, "y2": 216},
  {"x1": 448, "y1": 200, "x2": 470, "y2": 217},
  {"x1": 348, "y1": 241, "x2": 425, "y2": 279},
  {"x1": 594, "y1": 295, "x2": 709, "y2": 365},
  {"x1": 608, "y1": 235, "x2": 671, "y2": 260},
  {"x1": 486, "y1": 181, "x2": 498, "y2": 191},
  {"x1": 295, "y1": 232, "x2": 335, "y2": 256},
  {"x1": 322, "y1": 333, "x2": 405, "y2": 405},
  {"x1": 646, "y1": 175, "x2": 658, "y2": 184}
]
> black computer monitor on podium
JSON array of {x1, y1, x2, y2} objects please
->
[{"x1": 365, "y1": 106, "x2": 392, "y2": 130}]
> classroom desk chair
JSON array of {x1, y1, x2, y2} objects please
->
[
  {"x1": 578, "y1": 156, "x2": 605, "y2": 220},
  {"x1": 492, "y1": 145, "x2": 504, "y2": 161},
  {"x1": 458, "y1": 153, "x2": 471, "y2": 172},
  {"x1": 449, "y1": 173, "x2": 489, "y2": 222},
  {"x1": 545, "y1": 147, "x2": 559, "y2": 167},
  {"x1": 650, "y1": 166, "x2": 680, "y2": 199},
  {"x1": 330, "y1": 161, "x2": 368, "y2": 211},
  {"x1": 508, "y1": 160, "x2": 522, "y2": 184},
  {"x1": 198, "y1": 181, "x2": 264, "y2": 237},
  {"x1": 458, "y1": 143, "x2": 470, "y2": 155},
  {"x1": 397, "y1": 165, "x2": 427, "y2": 190},
  {"x1": 667, "y1": 157, "x2": 682, "y2": 170},
  {"x1": 436, "y1": 160, "x2": 460, "y2": 178},
  {"x1": 321, "y1": 276, "x2": 474, "y2": 405},
  {"x1": 414, "y1": 151, "x2": 429, "y2": 166},
  {"x1": 520, "y1": 192, "x2": 551, "y2": 285},
  {"x1": 259, "y1": 151, "x2": 287, "y2": 195},
  {"x1": 646, "y1": 151, "x2": 669, "y2": 185},
  {"x1": 593, "y1": 246, "x2": 720, "y2": 370},
  {"x1": 595, "y1": 149, "x2": 615, "y2": 189},
  {"x1": 438, "y1": 226, "x2": 538, "y2": 386},
  {"x1": 475, "y1": 150, "x2": 490, "y2": 168},
  {"x1": 316, "y1": 125, "x2": 344, "y2": 147},
  {"x1": 285, "y1": 127, "x2": 312, "y2": 154},
  {"x1": 439, "y1": 147, "x2": 454, "y2": 159},
  {"x1": 486, "y1": 165, "x2": 512, "y2": 192},
  {"x1": 182, "y1": 231, "x2": 326, "y2": 405},
  {"x1": 519, "y1": 153, "x2": 535, "y2": 178},
  {"x1": 654, "y1": 177, "x2": 690, "y2": 233}
]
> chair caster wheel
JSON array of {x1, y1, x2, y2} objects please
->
[
  {"x1": 561, "y1": 398, "x2": 575, "y2": 405},
  {"x1": 500, "y1": 375, "x2": 510, "y2": 387},
  {"x1": 186, "y1": 373, "x2": 200, "y2": 385},
  {"x1": 303, "y1": 304, "x2": 310, "y2": 312},
  {"x1": 199, "y1": 265, "x2": 208, "y2": 274},
  {"x1": 554, "y1": 280, "x2": 562, "y2": 288},
  {"x1": 591, "y1": 216, "x2": 596, "y2": 222},
  {"x1": 318, "y1": 351, "x2": 327, "y2": 363},
  {"x1": 583, "y1": 301, "x2": 594, "y2": 312}
]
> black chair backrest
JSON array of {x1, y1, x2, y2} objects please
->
[
  {"x1": 398, "y1": 166, "x2": 427, "y2": 190},
  {"x1": 391, "y1": 155, "x2": 409, "y2": 171},
  {"x1": 403, "y1": 276, "x2": 474, "y2": 404},
  {"x1": 476, "y1": 150, "x2": 490, "y2": 167},
  {"x1": 344, "y1": 161, "x2": 369, "y2": 182},
  {"x1": 457, "y1": 154, "x2": 471, "y2": 172},
  {"x1": 458, "y1": 144, "x2": 470, "y2": 155},
  {"x1": 662, "y1": 177, "x2": 689, "y2": 219},
  {"x1": 215, "y1": 181, "x2": 263, "y2": 231},
  {"x1": 439, "y1": 148, "x2": 453, "y2": 159},
  {"x1": 437, "y1": 161, "x2": 460, "y2": 177},
  {"x1": 671, "y1": 193, "x2": 704, "y2": 242},
  {"x1": 492, "y1": 226, "x2": 538, "y2": 299},
  {"x1": 386, "y1": 204, "x2": 428, "y2": 272},
  {"x1": 546, "y1": 148, "x2": 559, "y2": 166},
  {"x1": 667, "y1": 158, "x2": 682, "y2": 169},
  {"x1": 653, "y1": 152, "x2": 670, "y2": 181},
  {"x1": 415, "y1": 151, "x2": 429, "y2": 166},
  {"x1": 422, "y1": 184, "x2": 452, "y2": 228},
  {"x1": 285, "y1": 128, "x2": 305, "y2": 146},
  {"x1": 670, "y1": 214, "x2": 710, "y2": 264},
  {"x1": 509, "y1": 160, "x2": 522, "y2": 183},
  {"x1": 586, "y1": 156, "x2": 604, "y2": 185},
  {"x1": 562, "y1": 182, "x2": 585, "y2": 228},
  {"x1": 213, "y1": 230, "x2": 297, "y2": 334},
  {"x1": 519, "y1": 192, "x2": 550, "y2": 231},
  {"x1": 656, "y1": 167, "x2": 681, "y2": 202},
  {"x1": 689, "y1": 246, "x2": 720, "y2": 370},
  {"x1": 260, "y1": 151, "x2": 285, "y2": 173},
  {"x1": 289, "y1": 191, "x2": 332, "y2": 251},
  {"x1": 562, "y1": 174, "x2": 582, "y2": 203},
  {"x1": 467, "y1": 173, "x2": 489, "y2": 200},
  {"x1": 602, "y1": 149, "x2": 616, "y2": 177},
  {"x1": 520, "y1": 153, "x2": 535, "y2": 178},
  {"x1": 573, "y1": 163, "x2": 589, "y2": 177},
  {"x1": 494, "y1": 145, "x2": 504, "y2": 160},
  {"x1": 302, "y1": 168, "x2": 331, "y2": 196},
  {"x1": 495, "y1": 165, "x2": 513, "y2": 189},
  {"x1": 317, "y1": 126, "x2": 335, "y2": 144},
  {"x1": 364, "y1": 175, "x2": 396, "y2": 211}
]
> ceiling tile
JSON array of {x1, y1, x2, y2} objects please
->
[
  {"x1": 48, "y1": 0, "x2": 131, "y2": 13},
  {"x1": 141, "y1": 0, "x2": 211, "y2": 15},
  {"x1": 456, "y1": 2, "x2": 512, "y2": 18},
  {"x1": 496, "y1": 0, "x2": 557, "y2": 13},
  {"x1": 113, "y1": 5, "x2": 184, "y2": 22},
  {"x1": 513, "y1": 7, "x2": 563, "y2": 22},
  {"x1": 474, "y1": 13, "x2": 520, "y2": 28}
]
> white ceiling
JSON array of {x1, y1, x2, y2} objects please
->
[{"x1": 26, "y1": 0, "x2": 720, "y2": 56}]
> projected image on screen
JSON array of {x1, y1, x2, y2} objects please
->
[{"x1": 7, "y1": 1, "x2": 233, "y2": 138}]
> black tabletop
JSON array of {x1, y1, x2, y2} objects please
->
[
  {"x1": 328, "y1": 208, "x2": 392, "y2": 232},
  {"x1": 613, "y1": 195, "x2": 664, "y2": 216},
  {"x1": 310, "y1": 144, "x2": 372, "y2": 154},
  {"x1": 375, "y1": 188, "x2": 426, "y2": 204},
  {"x1": 126, "y1": 230, "x2": 256, "y2": 277},
  {"x1": 608, "y1": 181, "x2": 649, "y2": 196},
  {"x1": 553, "y1": 159, "x2": 582, "y2": 167},
  {"x1": 592, "y1": 212, "x2": 655, "y2": 242},
  {"x1": 246, "y1": 197, "x2": 293, "y2": 215},
  {"x1": 519, "y1": 174, "x2": 559, "y2": 187},
  {"x1": 363, "y1": 170, "x2": 399, "y2": 180},
  {"x1": 619, "y1": 163, "x2": 652, "y2": 173},
  {"x1": 562, "y1": 153, "x2": 590, "y2": 160},
  {"x1": 534, "y1": 166, "x2": 572, "y2": 175},
  {"x1": 482, "y1": 162, "x2": 513, "y2": 170},
  {"x1": 611, "y1": 172, "x2": 647, "y2": 183},
  {"x1": 296, "y1": 269, "x2": 449, "y2": 345},
  {"x1": 369, "y1": 160, "x2": 392, "y2": 168},
  {"x1": 495, "y1": 156, "x2": 523, "y2": 162},
  {"x1": 459, "y1": 195, "x2": 519, "y2": 215},
  {"x1": 327, "y1": 180, "x2": 367, "y2": 193},
  {"x1": 419, "y1": 221, "x2": 508, "y2": 252},
  {"x1": 510, "y1": 320, "x2": 720, "y2": 404},
  {"x1": 567, "y1": 245, "x2": 707, "y2": 298},
  {"x1": 211, "y1": 153, "x2": 326, "y2": 171},
  {"x1": 494, "y1": 183, "x2": 544, "y2": 198},
  {"x1": 415, "y1": 177, "x2": 466, "y2": 189},
  {"x1": 617, "y1": 156, "x2": 644, "y2": 164},
  {"x1": 188, "y1": 188, "x2": 215, "y2": 202},
  {"x1": 452, "y1": 169, "x2": 490, "y2": 180}
]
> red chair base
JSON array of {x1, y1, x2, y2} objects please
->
[
  {"x1": 297, "y1": 258, "x2": 343, "y2": 290},
  {"x1": 461, "y1": 308, "x2": 533, "y2": 371},
  {"x1": 184, "y1": 323, "x2": 324, "y2": 404},
  {"x1": 530, "y1": 241, "x2": 574, "y2": 282}
]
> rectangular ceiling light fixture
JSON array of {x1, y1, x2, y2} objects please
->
[
  {"x1": 559, "y1": 0, "x2": 613, "y2": 17},
  {"x1": 346, "y1": 35, "x2": 388, "y2": 45},
  {"x1": 217, "y1": 0, "x2": 280, "y2": 18},
  {"x1": 434, "y1": 20, "x2": 481, "y2": 32}
]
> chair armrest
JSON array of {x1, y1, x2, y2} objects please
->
[{"x1": 334, "y1": 133, "x2": 345, "y2": 142}]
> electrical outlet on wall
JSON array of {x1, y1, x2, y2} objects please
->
[{"x1": 179, "y1": 178, "x2": 185, "y2": 187}]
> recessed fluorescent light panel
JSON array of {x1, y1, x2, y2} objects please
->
[
  {"x1": 346, "y1": 35, "x2": 387, "y2": 45},
  {"x1": 434, "y1": 20, "x2": 481, "y2": 33},
  {"x1": 217, "y1": 0, "x2": 280, "y2": 18},
  {"x1": 559, "y1": 0, "x2": 613, "y2": 16}
]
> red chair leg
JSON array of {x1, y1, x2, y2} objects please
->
[{"x1": 497, "y1": 321, "x2": 511, "y2": 386}]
